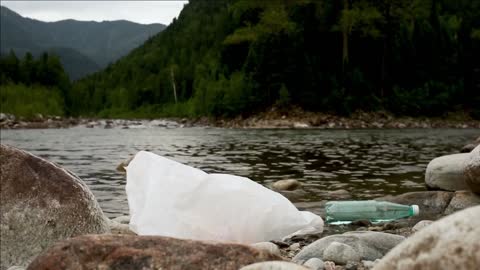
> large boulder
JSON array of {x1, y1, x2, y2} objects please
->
[
  {"x1": 425, "y1": 153, "x2": 470, "y2": 191},
  {"x1": 0, "y1": 145, "x2": 110, "y2": 270},
  {"x1": 292, "y1": 231, "x2": 405, "y2": 265},
  {"x1": 464, "y1": 145, "x2": 480, "y2": 193},
  {"x1": 373, "y1": 205, "x2": 480, "y2": 270},
  {"x1": 27, "y1": 235, "x2": 282, "y2": 270}
]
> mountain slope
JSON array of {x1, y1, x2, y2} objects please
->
[
  {"x1": 0, "y1": 6, "x2": 166, "y2": 79},
  {"x1": 72, "y1": 0, "x2": 480, "y2": 118}
]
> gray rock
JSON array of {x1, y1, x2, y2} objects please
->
[
  {"x1": 272, "y1": 179, "x2": 302, "y2": 191},
  {"x1": 323, "y1": 261, "x2": 336, "y2": 270},
  {"x1": 345, "y1": 261, "x2": 359, "y2": 270},
  {"x1": 460, "y1": 143, "x2": 477, "y2": 153},
  {"x1": 411, "y1": 220, "x2": 434, "y2": 233},
  {"x1": 241, "y1": 261, "x2": 308, "y2": 270},
  {"x1": 373, "y1": 206, "x2": 480, "y2": 270},
  {"x1": 425, "y1": 153, "x2": 470, "y2": 191},
  {"x1": 111, "y1": 215, "x2": 130, "y2": 224},
  {"x1": 107, "y1": 219, "x2": 136, "y2": 235},
  {"x1": 28, "y1": 234, "x2": 281, "y2": 270},
  {"x1": 6, "y1": 267, "x2": 25, "y2": 270},
  {"x1": 322, "y1": 242, "x2": 360, "y2": 265},
  {"x1": 0, "y1": 144, "x2": 110, "y2": 270},
  {"x1": 289, "y1": 243, "x2": 301, "y2": 251},
  {"x1": 251, "y1": 242, "x2": 281, "y2": 257},
  {"x1": 444, "y1": 190, "x2": 480, "y2": 215},
  {"x1": 362, "y1": 260, "x2": 380, "y2": 270},
  {"x1": 292, "y1": 231, "x2": 405, "y2": 265},
  {"x1": 464, "y1": 145, "x2": 480, "y2": 193},
  {"x1": 303, "y1": 258, "x2": 324, "y2": 270}
]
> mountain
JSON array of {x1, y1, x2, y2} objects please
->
[
  {"x1": 0, "y1": 6, "x2": 166, "y2": 79},
  {"x1": 70, "y1": 0, "x2": 479, "y2": 118}
]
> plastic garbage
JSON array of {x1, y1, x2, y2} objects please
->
[
  {"x1": 325, "y1": 200, "x2": 419, "y2": 224},
  {"x1": 125, "y1": 151, "x2": 324, "y2": 244}
]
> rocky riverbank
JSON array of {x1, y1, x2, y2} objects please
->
[
  {"x1": 1, "y1": 109, "x2": 480, "y2": 130},
  {"x1": 1, "y1": 143, "x2": 479, "y2": 270}
]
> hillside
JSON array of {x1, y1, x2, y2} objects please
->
[
  {"x1": 71, "y1": 0, "x2": 480, "y2": 119},
  {"x1": 0, "y1": 6, "x2": 166, "y2": 79}
]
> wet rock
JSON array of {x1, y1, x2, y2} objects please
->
[
  {"x1": 0, "y1": 145, "x2": 110, "y2": 270},
  {"x1": 373, "y1": 206, "x2": 480, "y2": 270},
  {"x1": 241, "y1": 261, "x2": 308, "y2": 270},
  {"x1": 443, "y1": 190, "x2": 480, "y2": 215},
  {"x1": 425, "y1": 153, "x2": 470, "y2": 191},
  {"x1": 251, "y1": 242, "x2": 281, "y2": 257},
  {"x1": 464, "y1": 145, "x2": 480, "y2": 193},
  {"x1": 28, "y1": 234, "x2": 281, "y2": 270},
  {"x1": 273, "y1": 179, "x2": 302, "y2": 191},
  {"x1": 411, "y1": 220, "x2": 434, "y2": 233},
  {"x1": 303, "y1": 258, "x2": 324, "y2": 270},
  {"x1": 115, "y1": 155, "x2": 135, "y2": 172},
  {"x1": 460, "y1": 143, "x2": 477, "y2": 153},
  {"x1": 376, "y1": 191, "x2": 454, "y2": 223},
  {"x1": 292, "y1": 231, "x2": 405, "y2": 265}
]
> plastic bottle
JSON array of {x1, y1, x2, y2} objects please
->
[{"x1": 325, "y1": 200, "x2": 419, "y2": 224}]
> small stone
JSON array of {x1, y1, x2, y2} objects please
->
[
  {"x1": 361, "y1": 260, "x2": 375, "y2": 269},
  {"x1": 251, "y1": 242, "x2": 281, "y2": 257},
  {"x1": 411, "y1": 220, "x2": 434, "y2": 233},
  {"x1": 116, "y1": 155, "x2": 134, "y2": 172},
  {"x1": 324, "y1": 261, "x2": 336, "y2": 270},
  {"x1": 351, "y1": 219, "x2": 372, "y2": 227},
  {"x1": 240, "y1": 261, "x2": 309, "y2": 270},
  {"x1": 345, "y1": 261, "x2": 358, "y2": 270},
  {"x1": 289, "y1": 243, "x2": 301, "y2": 251},
  {"x1": 460, "y1": 143, "x2": 477, "y2": 153},
  {"x1": 303, "y1": 258, "x2": 324, "y2": 270},
  {"x1": 273, "y1": 179, "x2": 302, "y2": 191},
  {"x1": 111, "y1": 215, "x2": 130, "y2": 224}
]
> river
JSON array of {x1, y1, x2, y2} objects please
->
[{"x1": 1, "y1": 127, "x2": 478, "y2": 218}]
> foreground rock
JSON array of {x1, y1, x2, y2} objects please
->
[
  {"x1": 292, "y1": 231, "x2": 405, "y2": 265},
  {"x1": 27, "y1": 235, "x2": 282, "y2": 270},
  {"x1": 464, "y1": 145, "x2": 480, "y2": 193},
  {"x1": 0, "y1": 145, "x2": 110, "y2": 270},
  {"x1": 373, "y1": 206, "x2": 480, "y2": 270},
  {"x1": 425, "y1": 153, "x2": 470, "y2": 191}
]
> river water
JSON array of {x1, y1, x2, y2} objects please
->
[{"x1": 1, "y1": 127, "x2": 478, "y2": 218}]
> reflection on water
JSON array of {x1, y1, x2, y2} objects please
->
[{"x1": 1, "y1": 127, "x2": 478, "y2": 218}]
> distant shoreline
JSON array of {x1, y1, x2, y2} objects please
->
[{"x1": 1, "y1": 109, "x2": 480, "y2": 130}]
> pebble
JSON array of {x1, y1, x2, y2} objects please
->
[
  {"x1": 411, "y1": 220, "x2": 433, "y2": 233},
  {"x1": 324, "y1": 261, "x2": 336, "y2": 270},
  {"x1": 289, "y1": 243, "x2": 301, "y2": 251},
  {"x1": 250, "y1": 242, "x2": 281, "y2": 257},
  {"x1": 303, "y1": 258, "x2": 324, "y2": 270}
]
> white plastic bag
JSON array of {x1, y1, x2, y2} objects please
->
[{"x1": 126, "y1": 151, "x2": 323, "y2": 244}]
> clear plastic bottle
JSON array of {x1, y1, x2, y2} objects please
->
[{"x1": 325, "y1": 200, "x2": 419, "y2": 224}]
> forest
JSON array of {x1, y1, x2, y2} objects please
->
[{"x1": 1, "y1": 0, "x2": 479, "y2": 119}]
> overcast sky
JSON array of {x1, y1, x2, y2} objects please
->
[{"x1": 1, "y1": 1, "x2": 188, "y2": 25}]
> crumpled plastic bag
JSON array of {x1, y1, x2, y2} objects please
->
[{"x1": 126, "y1": 151, "x2": 323, "y2": 244}]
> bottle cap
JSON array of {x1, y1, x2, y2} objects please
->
[{"x1": 411, "y1": 205, "x2": 420, "y2": 216}]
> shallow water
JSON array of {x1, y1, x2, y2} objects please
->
[{"x1": 1, "y1": 127, "x2": 477, "y2": 218}]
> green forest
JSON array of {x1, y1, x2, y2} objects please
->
[{"x1": 1, "y1": 0, "x2": 480, "y2": 119}]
